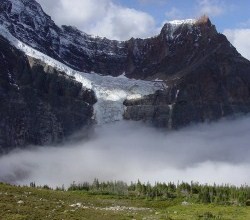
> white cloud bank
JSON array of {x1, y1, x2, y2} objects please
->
[
  {"x1": 165, "y1": 7, "x2": 183, "y2": 20},
  {"x1": 1, "y1": 116, "x2": 250, "y2": 188},
  {"x1": 163, "y1": 0, "x2": 224, "y2": 24},
  {"x1": 224, "y1": 29, "x2": 250, "y2": 60},
  {"x1": 36, "y1": 0, "x2": 156, "y2": 40},
  {"x1": 197, "y1": 0, "x2": 225, "y2": 17}
]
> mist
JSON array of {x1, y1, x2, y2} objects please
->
[{"x1": 1, "y1": 116, "x2": 250, "y2": 188}]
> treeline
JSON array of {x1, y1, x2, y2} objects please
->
[{"x1": 67, "y1": 179, "x2": 250, "y2": 206}]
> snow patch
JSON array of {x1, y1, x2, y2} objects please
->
[
  {"x1": 154, "y1": 78, "x2": 164, "y2": 82},
  {"x1": 175, "y1": 89, "x2": 180, "y2": 99},
  {"x1": 8, "y1": 0, "x2": 25, "y2": 14},
  {"x1": 164, "y1": 19, "x2": 198, "y2": 40},
  {"x1": 127, "y1": 94, "x2": 142, "y2": 100},
  {"x1": 168, "y1": 19, "x2": 197, "y2": 26}
]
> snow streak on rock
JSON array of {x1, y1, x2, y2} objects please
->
[
  {"x1": 0, "y1": 26, "x2": 165, "y2": 124},
  {"x1": 168, "y1": 19, "x2": 197, "y2": 26}
]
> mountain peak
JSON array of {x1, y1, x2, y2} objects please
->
[
  {"x1": 165, "y1": 15, "x2": 212, "y2": 27},
  {"x1": 196, "y1": 15, "x2": 211, "y2": 25},
  {"x1": 167, "y1": 18, "x2": 197, "y2": 26},
  {"x1": 160, "y1": 15, "x2": 217, "y2": 40}
]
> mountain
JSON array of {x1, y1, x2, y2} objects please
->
[{"x1": 1, "y1": 0, "x2": 250, "y2": 151}]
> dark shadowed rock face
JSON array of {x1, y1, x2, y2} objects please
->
[
  {"x1": 1, "y1": 0, "x2": 250, "y2": 150},
  {"x1": 0, "y1": 36, "x2": 96, "y2": 153},
  {"x1": 124, "y1": 23, "x2": 250, "y2": 128}
]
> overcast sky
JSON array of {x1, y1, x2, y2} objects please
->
[{"x1": 36, "y1": 0, "x2": 250, "y2": 60}]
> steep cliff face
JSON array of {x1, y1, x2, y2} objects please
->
[
  {"x1": 124, "y1": 53, "x2": 250, "y2": 128},
  {"x1": 0, "y1": 35, "x2": 95, "y2": 153},
  {"x1": 1, "y1": 0, "x2": 250, "y2": 150},
  {"x1": 124, "y1": 18, "x2": 250, "y2": 128}
]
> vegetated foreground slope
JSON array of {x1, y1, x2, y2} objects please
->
[{"x1": 1, "y1": 182, "x2": 250, "y2": 220}]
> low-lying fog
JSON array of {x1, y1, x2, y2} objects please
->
[{"x1": 1, "y1": 116, "x2": 250, "y2": 187}]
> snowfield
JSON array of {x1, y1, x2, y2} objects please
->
[{"x1": 0, "y1": 26, "x2": 165, "y2": 124}]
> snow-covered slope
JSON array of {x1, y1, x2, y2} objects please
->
[{"x1": 0, "y1": 26, "x2": 165, "y2": 124}]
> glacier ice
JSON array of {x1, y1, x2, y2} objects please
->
[{"x1": 0, "y1": 26, "x2": 165, "y2": 124}]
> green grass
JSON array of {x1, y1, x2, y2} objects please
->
[{"x1": 0, "y1": 182, "x2": 250, "y2": 220}]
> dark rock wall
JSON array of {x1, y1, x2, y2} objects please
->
[
  {"x1": 0, "y1": 36, "x2": 96, "y2": 152},
  {"x1": 124, "y1": 39, "x2": 250, "y2": 128}
]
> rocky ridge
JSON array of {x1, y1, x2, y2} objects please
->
[{"x1": 0, "y1": 0, "x2": 228, "y2": 79}]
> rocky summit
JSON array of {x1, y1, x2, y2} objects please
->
[{"x1": 1, "y1": 0, "x2": 250, "y2": 151}]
